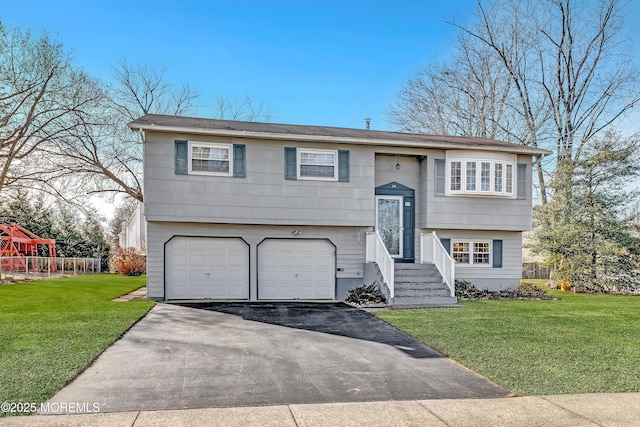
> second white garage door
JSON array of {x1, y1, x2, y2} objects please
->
[
  {"x1": 165, "y1": 237, "x2": 249, "y2": 300},
  {"x1": 258, "y1": 239, "x2": 335, "y2": 300}
]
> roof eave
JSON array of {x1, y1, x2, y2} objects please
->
[{"x1": 129, "y1": 123, "x2": 552, "y2": 156}]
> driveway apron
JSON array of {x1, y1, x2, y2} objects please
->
[{"x1": 48, "y1": 303, "x2": 509, "y2": 413}]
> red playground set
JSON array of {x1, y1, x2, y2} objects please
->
[{"x1": 0, "y1": 223, "x2": 57, "y2": 272}]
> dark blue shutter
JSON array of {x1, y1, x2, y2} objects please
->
[
  {"x1": 493, "y1": 239, "x2": 503, "y2": 268},
  {"x1": 175, "y1": 140, "x2": 188, "y2": 175},
  {"x1": 233, "y1": 144, "x2": 246, "y2": 178},
  {"x1": 435, "y1": 159, "x2": 445, "y2": 195},
  {"x1": 440, "y1": 238, "x2": 451, "y2": 255},
  {"x1": 517, "y1": 163, "x2": 527, "y2": 199},
  {"x1": 338, "y1": 150, "x2": 350, "y2": 182},
  {"x1": 284, "y1": 147, "x2": 297, "y2": 180}
]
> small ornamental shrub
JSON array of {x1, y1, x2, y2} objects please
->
[
  {"x1": 455, "y1": 279, "x2": 480, "y2": 299},
  {"x1": 517, "y1": 282, "x2": 549, "y2": 298},
  {"x1": 456, "y1": 279, "x2": 554, "y2": 300},
  {"x1": 346, "y1": 283, "x2": 387, "y2": 305},
  {"x1": 109, "y1": 249, "x2": 146, "y2": 276}
]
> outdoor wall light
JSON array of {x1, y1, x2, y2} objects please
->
[{"x1": 292, "y1": 229, "x2": 301, "y2": 236}]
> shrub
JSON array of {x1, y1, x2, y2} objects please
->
[
  {"x1": 456, "y1": 279, "x2": 553, "y2": 300},
  {"x1": 517, "y1": 282, "x2": 549, "y2": 298},
  {"x1": 455, "y1": 279, "x2": 481, "y2": 299},
  {"x1": 109, "y1": 249, "x2": 146, "y2": 276},
  {"x1": 345, "y1": 283, "x2": 386, "y2": 305}
]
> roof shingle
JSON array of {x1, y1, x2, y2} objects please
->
[{"x1": 129, "y1": 114, "x2": 551, "y2": 156}]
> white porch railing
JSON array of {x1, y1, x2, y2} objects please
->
[
  {"x1": 420, "y1": 232, "x2": 455, "y2": 297},
  {"x1": 365, "y1": 232, "x2": 395, "y2": 298}
]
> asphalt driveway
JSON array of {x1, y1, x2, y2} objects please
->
[{"x1": 48, "y1": 303, "x2": 509, "y2": 413}]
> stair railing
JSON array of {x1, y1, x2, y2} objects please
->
[
  {"x1": 420, "y1": 232, "x2": 455, "y2": 297},
  {"x1": 365, "y1": 231, "x2": 395, "y2": 298}
]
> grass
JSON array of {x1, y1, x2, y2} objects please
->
[
  {"x1": 0, "y1": 274, "x2": 154, "y2": 410},
  {"x1": 375, "y1": 288, "x2": 640, "y2": 396}
]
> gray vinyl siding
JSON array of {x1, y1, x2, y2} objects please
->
[
  {"x1": 146, "y1": 221, "x2": 369, "y2": 300},
  {"x1": 374, "y1": 155, "x2": 421, "y2": 190},
  {"x1": 422, "y1": 155, "x2": 533, "y2": 231},
  {"x1": 143, "y1": 131, "x2": 374, "y2": 226},
  {"x1": 144, "y1": 131, "x2": 533, "y2": 232},
  {"x1": 430, "y1": 229, "x2": 522, "y2": 291}
]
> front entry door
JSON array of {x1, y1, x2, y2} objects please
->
[
  {"x1": 375, "y1": 182, "x2": 415, "y2": 263},
  {"x1": 376, "y1": 196, "x2": 403, "y2": 258}
]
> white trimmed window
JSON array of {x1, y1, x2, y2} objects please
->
[
  {"x1": 451, "y1": 161, "x2": 462, "y2": 191},
  {"x1": 452, "y1": 240, "x2": 491, "y2": 266},
  {"x1": 506, "y1": 164, "x2": 513, "y2": 194},
  {"x1": 189, "y1": 142, "x2": 232, "y2": 176},
  {"x1": 448, "y1": 158, "x2": 515, "y2": 197},
  {"x1": 298, "y1": 149, "x2": 338, "y2": 180}
]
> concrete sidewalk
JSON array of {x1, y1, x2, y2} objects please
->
[{"x1": 2, "y1": 393, "x2": 639, "y2": 426}]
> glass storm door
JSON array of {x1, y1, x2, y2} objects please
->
[{"x1": 376, "y1": 196, "x2": 403, "y2": 257}]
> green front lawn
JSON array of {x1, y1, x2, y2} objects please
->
[
  {"x1": 376, "y1": 290, "x2": 640, "y2": 396},
  {"x1": 0, "y1": 274, "x2": 154, "y2": 410}
]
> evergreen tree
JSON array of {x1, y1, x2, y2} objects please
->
[
  {"x1": 80, "y1": 212, "x2": 110, "y2": 270},
  {"x1": 533, "y1": 132, "x2": 640, "y2": 292},
  {"x1": 1, "y1": 194, "x2": 111, "y2": 263}
]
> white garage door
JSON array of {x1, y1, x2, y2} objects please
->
[
  {"x1": 258, "y1": 239, "x2": 335, "y2": 300},
  {"x1": 165, "y1": 237, "x2": 249, "y2": 300}
]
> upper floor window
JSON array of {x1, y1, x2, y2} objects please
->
[
  {"x1": 448, "y1": 158, "x2": 515, "y2": 197},
  {"x1": 298, "y1": 149, "x2": 338, "y2": 180},
  {"x1": 189, "y1": 142, "x2": 233, "y2": 176}
]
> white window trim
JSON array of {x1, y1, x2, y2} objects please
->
[
  {"x1": 188, "y1": 141, "x2": 233, "y2": 176},
  {"x1": 297, "y1": 148, "x2": 338, "y2": 181},
  {"x1": 452, "y1": 240, "x2": 492, "y2": 267},
  {"x1": 446, "y1": 158, "x2": 515, "y2": 198}
]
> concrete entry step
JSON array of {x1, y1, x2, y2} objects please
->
[{"x1": 392, "y1": 263, "x2": 455, "y2": 306}]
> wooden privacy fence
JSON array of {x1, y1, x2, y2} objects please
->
[
  {"x1": 522, "y1": 262, "x2": 551, "y2": 280},
  {"x1": 0, "y1": 256, "x2": 102, "y2": 280}
]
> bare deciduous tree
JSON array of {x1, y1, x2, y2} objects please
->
[
  {"x1": 110, "y1": 57, "x2": 199, "y2": 121},
  {"x1": 214, "y1": 92, "x2": 271, "y2": 122},
  {"x1": 0, "y1": 23, "x2": 102, "y2": 196},
  {"x1": 52, "y1": 61, "x2": 271, "y2": 204},
  {"x1": 49, "y1": 59, "x2": 201, "y2": 203},
  {"x1": 1, "y1": 26, "x2": 272, "y2": 206},
  {"x1": 388, "y1": 33, "x2": 514, "y2": 140},
  {"x1": 389, "y1": 0, "x2": 640, "y2": 204}
]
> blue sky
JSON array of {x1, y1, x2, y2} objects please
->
[
  {"x1": 0, "y1": 1, "x2": 490, "y2": 130},
  {"x1": 2, "y1": 0, "x2": 639, "y2": 132}
]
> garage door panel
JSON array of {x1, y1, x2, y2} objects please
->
[
  {"x1": 207, "y1": 255, "x2": 227, "y2": 267},
  {"x1": 278, "y1": 272, "x2": 296, "y2": 282},
  {"x1": 187, "y1": 239, "x2": 208, "y2": 251},
  {"x1": 315, "y1": 257, "x2": 333, "y2": 267},
  {"x1": 296, "y1": 271, "x2": 314, "y2": 282},
  {"x1": 166, "y1": 237, "x2": 249, "y2": 300},
  {"x1": 189, "y1": 285, "x2": 208, "y2": 298},
  {"x1": 315, "y1": 271, "x2": 332, "y2": 281},
  {"x1": 227, "y1": 253, "x2": 247, "y2": 266},
  {"x1": 228, "y1": 270, "x2": 248, "y2": 282},
  {"x1": 258, "y1": 239, "x2": 335, "y2": 300},
  {"x1": 297, "y1": 256, "x2": 315, "y2": 267},
  {"x1": 189, "y1": 254, "x2": 209, "y2": 267}
]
